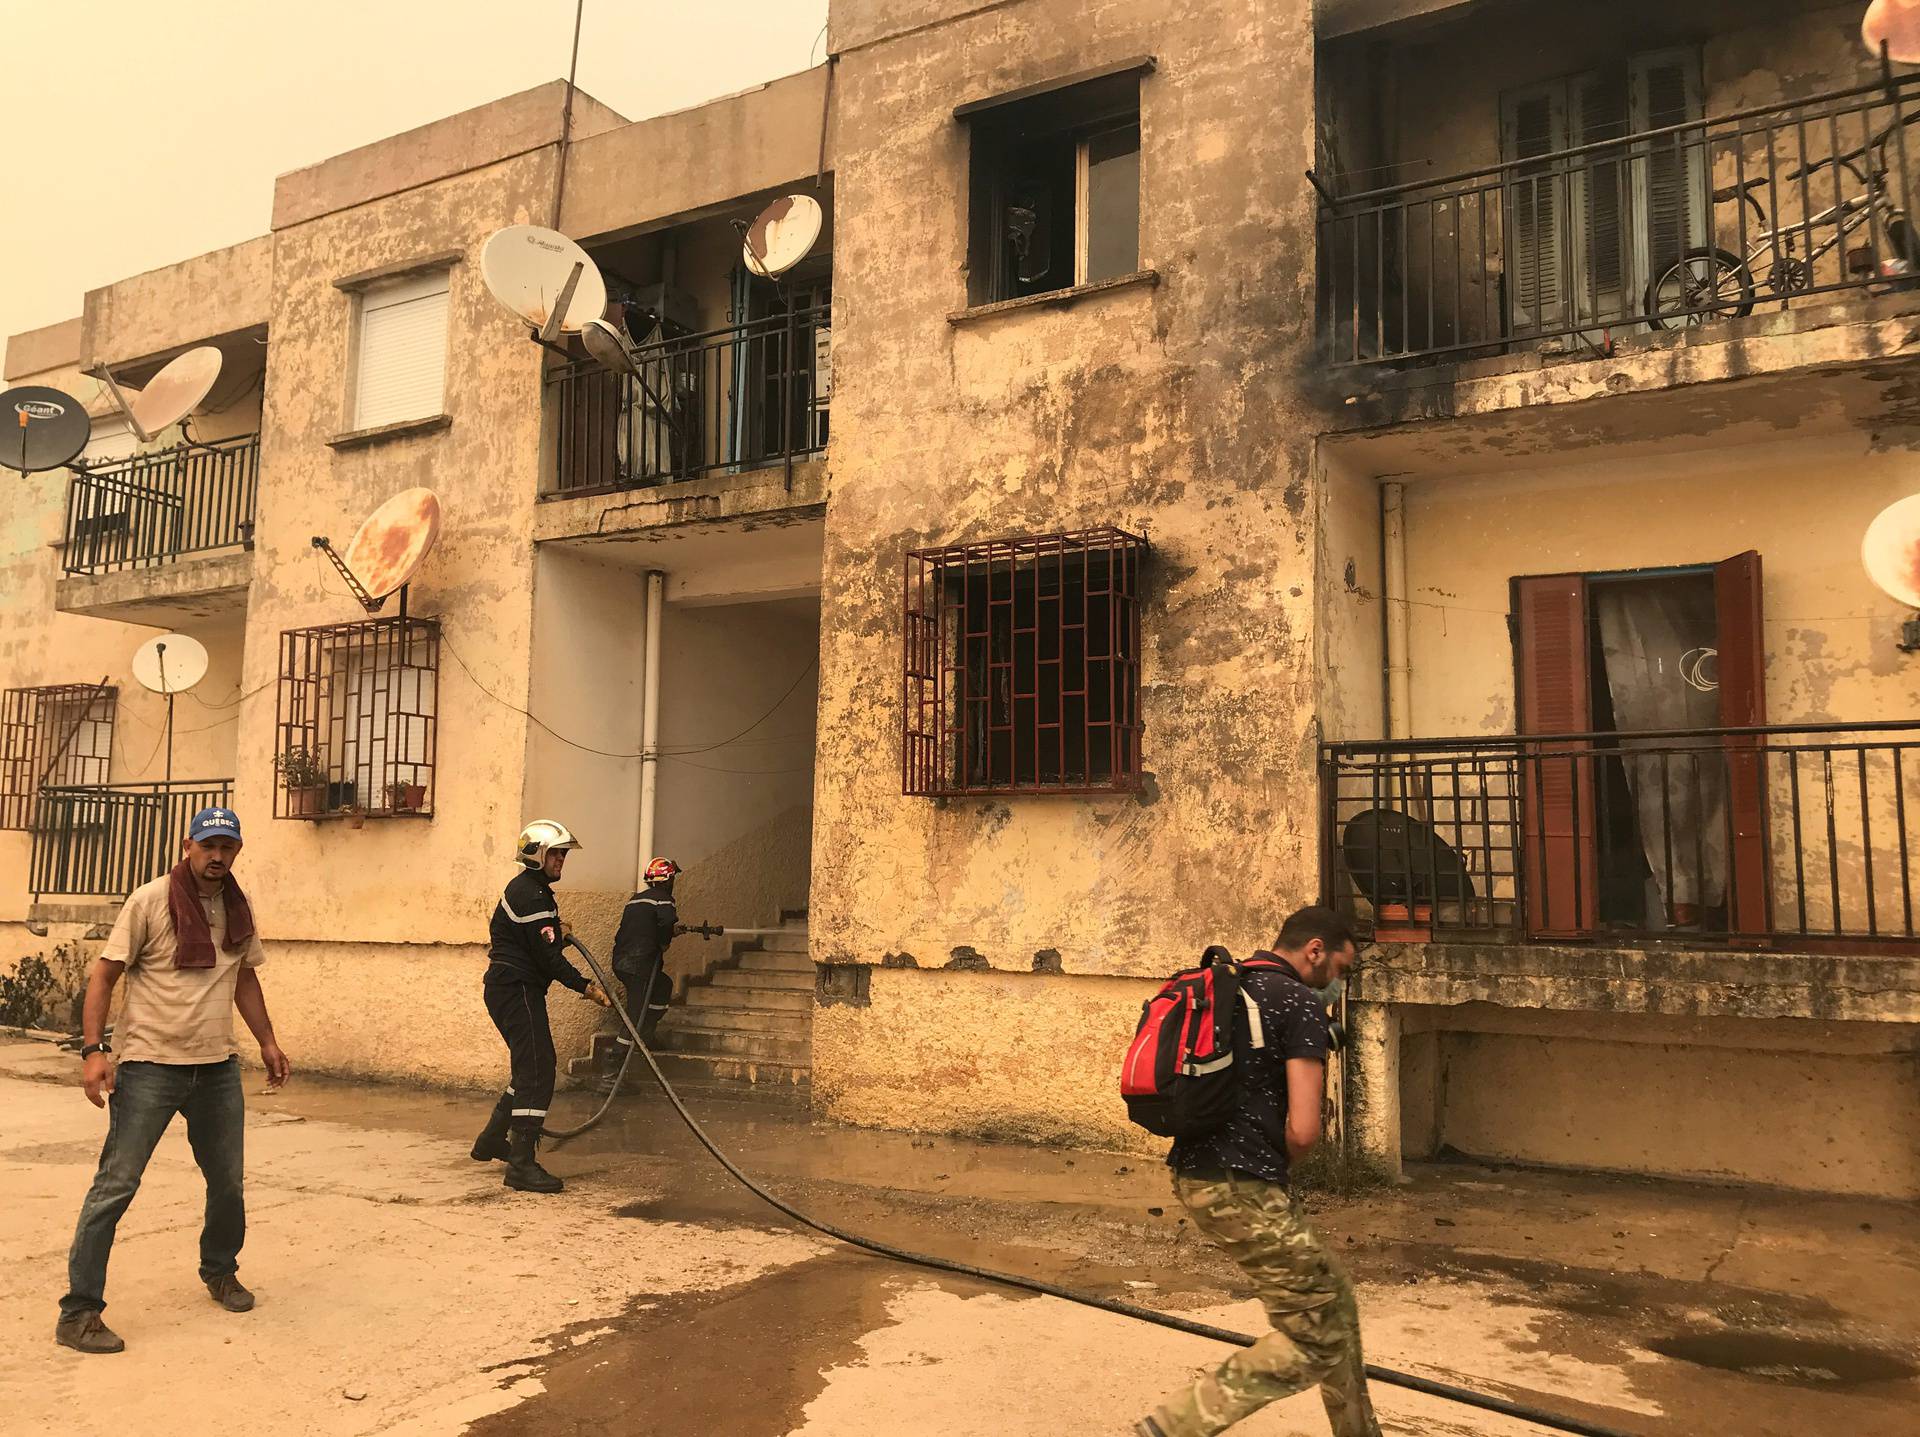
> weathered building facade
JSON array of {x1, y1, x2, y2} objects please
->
[{"x1": 2, "y1": 0, "x2": 1915, "y2": 1197}]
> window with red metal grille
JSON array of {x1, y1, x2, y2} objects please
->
[
  {"x1": 904, "y1": 528, "x2": 1145, "y2": 797},
  {"x1": 273, "y1": 617, "x2": 438, "y2": 820},
  {"x1": 0, "y1": 685, "x2": 116, "y2": 830}
]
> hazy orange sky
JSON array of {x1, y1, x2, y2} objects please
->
[{"x1": 0, "y1": 0, "x2": 829, "y2": 351}]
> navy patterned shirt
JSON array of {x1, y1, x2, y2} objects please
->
[{"x1": 1166, "y1": 954, "x2": 1331, "y2": 1185}]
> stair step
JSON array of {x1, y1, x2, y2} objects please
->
[
  {"x1": 759, "y1": 930, "x2": 810, "y2": 954},
  {"x1": 666, "y1": 1004, "x2": 811, "y2": 1036},
  {"x1": 686, "y1": 984, "x2": 811, "y2": 1013},
  {"x1": 711, "y1": 967, "x2": 813, "y2": 993},
  {"x1": 656, "y1": 1024, "x2": 812, "y2": 1064},
  {"x1": 651, "y1": 1048, "x2": 811, "y2": 1095},
  {"x1": 740, "y1": 949, "x2": 813, "y2": 974}
]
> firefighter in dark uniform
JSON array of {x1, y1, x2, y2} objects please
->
[
  {"x1": 470, "y1": 820, "x2": 608, "y2": 1193},
  {"x1": 608, "y1": 857, "x2": 680, "y2": 1071}
]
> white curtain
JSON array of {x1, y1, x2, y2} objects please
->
[{"x1": 1595, "y1": 583, "x2": 1726, "y2": 915}]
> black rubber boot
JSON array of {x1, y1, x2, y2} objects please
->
[
  {"x1": 504, "y1": 1127, "x2": 563, "y2": 1193},
  {"x1": 470, "y1": 1093, "x2": 513, "y2": 1163}
]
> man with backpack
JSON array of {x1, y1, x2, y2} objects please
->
[{"x1": 1130, "y1": 906, "x2": 1381, "y2": 1437}]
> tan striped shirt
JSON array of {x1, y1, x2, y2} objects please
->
[{"x1": 104, "y1": 875, "x2": 267, "y2": 1065}]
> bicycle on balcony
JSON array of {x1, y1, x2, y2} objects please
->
[{"x1": 1645, "y1": 110, "x2": 1920, "y2": 328}]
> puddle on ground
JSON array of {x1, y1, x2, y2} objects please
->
[{"x1": 1649, "y1": 1330, "x2": 1917, "y2": 1387}]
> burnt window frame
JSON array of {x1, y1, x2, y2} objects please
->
[
  {"x1": 959, "y1": 59, "x2": 1152, "y2": 306},
  {"x1": 273, "y1": 616, "x2": 439, "y2": 820},
  {"x1": 904, "y1": 527, "x2": 1146, "y2": 799},
  {"x1": 0, "y1": 684, "x2": 117, "y2": 830}
]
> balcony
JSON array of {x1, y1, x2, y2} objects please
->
[
  {"x1": 1321, "y1": 722, "x2": 1919, "y2": 952},
  {"x1": 544, "y1": 307, "x2": 828, "y2": 496},
  {"x1": 1315, "y1": 73, "x2": 1920, "y2": 370},
  {"x1": 56, "y1": 435, "x2": 259, "y2": 624},
  {"x1": 29, "y1": 780, "x2": 235, "y2": 903}
]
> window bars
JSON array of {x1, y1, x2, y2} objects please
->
[
  {"x1": 274, "y1": 617, "x2": 438, "y2": 819},
  {"x1": 904, "y1": 527, "x2": 1145, "y2": 798},
  {"x1": 0, "y1": 685, "x2": 117, "y2": 830}
]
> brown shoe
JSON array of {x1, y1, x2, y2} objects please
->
[
  {"x1": 55, "y1": 1312, "x2": 125, "y2": 1354},
  {"x1": 205, "y1": 1275, "x2": 255, "y2": 1312}
]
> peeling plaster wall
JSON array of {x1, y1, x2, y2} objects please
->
[
  {"x1": 813, "y1": 965, "x2": 1165, "y2": 1149},
  {"x1": 1317, "y1": 444, "x2": 1387, "y2": 743},
  {"x1": 815, "y1": 0, "x2": 1322, "y2": 986},
  {"x1": 1392, "y1": 1003, "x2": 1920, "y2": 1198},
  {"x1": 233, "y1": 145, "x2": 559, "y2": 995}
]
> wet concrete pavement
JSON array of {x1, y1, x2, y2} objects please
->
[{"x1": 2, "y1": 1037, "x2": 1915, "y2": 1435}]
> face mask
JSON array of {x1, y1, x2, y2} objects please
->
[{"x1": 1315, "y1": 980, "x2": 1345, "y2": 1009}]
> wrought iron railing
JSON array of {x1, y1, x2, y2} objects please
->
[
  {"x1": 29, "y1": 780, "x2": 234, "y2": 899},
  {"x1": 1321, "y1": 723, "x2": 1920, "y2": 949},
  {"x1": 62, "y1": 434, "x2": 260, "y2": 575},
  {"x1": 544, "y1": 306, "x2": 829, "y2": 495},
  {"x1": 1316, "y1": 73, "x2": 1920, "y2": 367}
]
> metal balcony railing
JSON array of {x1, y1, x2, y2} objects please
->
[
  {"x1": 29, "y1": 780, "x2": 235, "y2": 900},
  {"x1": 1320, "y1": 723, "x2": 1920, "y2": 950},
  {"x1": 63, "y1": 435, "x2": 260, "y2": 575},
  {"x1": 544, "y1": 306, "x2": 829, "y2": 495},
  {"x1": 1315, "y1": 72, "x2": 1920, "y2": 367}
]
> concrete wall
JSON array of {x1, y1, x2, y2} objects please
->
[
  {"x1": 80, "y1": 236, "x2": 272, "y2": 370},
  {"x1": 1392, "y1": 1003, "x2": 1920, "y2": 1198}
]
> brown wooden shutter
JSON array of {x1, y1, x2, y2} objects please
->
[
  {"x1": 1514, "y1": 574, "x2": 1598, "y2": 936},
  {"x1": 1715, "y1": 550, "x2": 1771, "y2": 937}
]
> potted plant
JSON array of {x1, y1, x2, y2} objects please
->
[
  {"x1": 384, "y1": 778, "x2": 427, "y2": 813},
  {"x1": 275, "y1": 746, "x2": 328, "y2": 818}
]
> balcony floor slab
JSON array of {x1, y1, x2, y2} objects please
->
[{"x1": 54, "y1": 549, "x2": 252, "y2": 624}]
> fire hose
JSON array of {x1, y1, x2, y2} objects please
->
[{"x1": 549, "y1": 935, "x2": 1638, "y2": 1437}]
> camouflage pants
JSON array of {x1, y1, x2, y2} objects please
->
[{"x1": 1149, "y1": 1170, "x2": 1382, "y2": 1437}]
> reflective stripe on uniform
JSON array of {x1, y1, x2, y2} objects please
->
[{"x1": 498, "y1": 896, "x2": 558, "y2": 924}]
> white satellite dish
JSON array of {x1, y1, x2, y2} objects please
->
[
  {"x1": 131, "y1": 632, "x2": 210, "y2": 786},
  {"x1": 1863, "y1": 493, "x2": 1920, "y2": 610},
  {"x1": 91, "y1": 346, "x2": 226, "y2": 443},
  {"x1": 580, "y1": 317, "x2": 639, "y2": 377},
  {"x1": 742, "y1": 194, "x2": 823, "y2": 281},
  {"x1": 132, "y1": 633, "x2": 209, "y2": 695},
  {"x1": 481, "y1": 225, "x2": 608, "y2": 341}
]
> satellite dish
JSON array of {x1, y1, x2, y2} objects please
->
[
  {"x1": 1864, "y1": 0, "x2": 1920, "y2": 63},
  {"x1": 742, "y1": 194, "x2": 823, "y2": 280},
  {"x1": 129, "y1": 346, "x2": 224, "y2": 435},
  {"x1": 580, "y1": 317, "x2": 640, "y2": 377},
  {"x1": 132, "y1": 633, "x2": 210, "y2": 695},
  {"x1": 344, "y1": 488, "x2": 443, "y2": 601},
  {"x1": 481, "y1": 225, "x2": 608, "y2": 340},
  {"x1": 0, "y1": 386, "x2": 91, "y2": 473},
  {"x1": 1863, "y1": 493, "x2": 1920, "y2": 609}
]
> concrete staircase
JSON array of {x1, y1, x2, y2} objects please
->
[{"x1": 649, "y1": 910, "x2": 813, "y2": 1094}]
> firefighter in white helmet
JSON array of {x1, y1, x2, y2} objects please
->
[{"x1": 469, "y1": 820, "x2": 608, "y2": 1194}]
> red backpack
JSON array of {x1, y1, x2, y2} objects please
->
[{"x1": 1121, "y1": 947, "x2": 1284, "y2": 1138}]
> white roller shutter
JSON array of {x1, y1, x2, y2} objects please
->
[{"x1": 353, "y1": 270, "x2": 449, "y2": 430}]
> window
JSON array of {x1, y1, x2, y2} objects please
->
[
  {"x1": 0, "y1": 685, "x2": 116, "y2": 829},
  {"x1": 904, "y1": 528, "x2": 1145, "y2": 797},
  {"x1": 274, "y1": 617, "x2": 438, "y2": 819},
  {"x1": 351, "y1": 270, "x2": 450, "y2": 430},
  {"x1": 1501, "y1": 49, "x2": 1704, "y2": 333},
  {"x1": 963, "y1": 65, "x2": 1146, "y2": 305}
]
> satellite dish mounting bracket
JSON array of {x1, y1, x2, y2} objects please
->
[
  {"x1": 536, "y1": 262, "x2": 584, "y2": 345},
  {"x1": 89, "y1": 364, "x2": 157, "y2": 444},
  {"x1": 312, "y1": 535, "x2": 385, "y2": 614}
]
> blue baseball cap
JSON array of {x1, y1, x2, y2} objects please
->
[{"x1": 188, "y1": 807, "x2": 244, "y2": 844}]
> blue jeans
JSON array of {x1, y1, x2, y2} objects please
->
[{"x1": 60, "y1": 1058, "x2": 246, "y2": 1320}]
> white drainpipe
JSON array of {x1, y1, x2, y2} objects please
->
[{"x1": 635, "y1": 569, "x2": 665, "y2": 880}]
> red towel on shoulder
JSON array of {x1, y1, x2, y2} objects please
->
[{"x1": 167, "y1": 859, "x2": 257, "y2": 970}]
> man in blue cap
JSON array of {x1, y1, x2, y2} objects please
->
[{"x1": 54, "y1": 806, "x2": 290, "y2": 1355}]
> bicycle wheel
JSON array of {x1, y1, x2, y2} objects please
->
[{"x1": 1645, "y1": 247, "x2": 1756, "y2": 330}]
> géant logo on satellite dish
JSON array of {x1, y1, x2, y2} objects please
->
[{"x1": 16, "y1": 400, "x2": 65, "y2": 421}]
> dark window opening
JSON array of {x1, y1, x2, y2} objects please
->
[
  {"x1": 905, "y1": 528, "x2": 1145, "y2": 797},
  {"x1": 966, "y1": 71, "x2": 1143, "y2": 305}
]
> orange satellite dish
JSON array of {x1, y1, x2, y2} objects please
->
[
  {"x1": 1863, "y1": 493, "x2": 1920, "y2": 610},
  {"x1": 345, "y1": 488, "x2": 443, "y2": 600},
  {"x1": 1864, "y1": 0, "x2": 1920, "y2": 63}
]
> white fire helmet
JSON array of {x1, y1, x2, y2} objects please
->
[{"x1": 517, "y1": 819, "x2": 581, "y2": 869}]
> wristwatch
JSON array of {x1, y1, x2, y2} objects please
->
[{"x1": 80, "y1": 1041, "x2": 111, "y2": 1059}]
